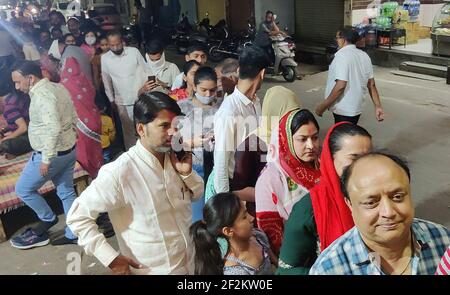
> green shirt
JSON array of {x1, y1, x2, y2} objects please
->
[{"x1": 276, "y1": 194, "x2": 319, "y2": 275}]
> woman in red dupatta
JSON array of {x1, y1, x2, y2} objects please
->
[
  {"x1": 276, "y1": 122, "x2": 372, "y2": 274},
  {"x1": 60, "y1": 57, "x2": 103, "y2": 178},
  {"x1": 255, "y1": 109, "x2": 321, "y2": 255}
]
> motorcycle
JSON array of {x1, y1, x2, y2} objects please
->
[
  {"x1": 172, "y1": 13, "x2": 194, "y2": 54},
  {"x1": 269, "y1": 30, "x2": 298, "y2": 82},
  {"x1": 122, "y1": 16, "x2": 142, "y2": 48},
  {"x1": 208, "y1": 21, "x2": 256, "y2": 62},
  {"x1": 197, "y1": 12, "x2": 228, "y2": 40}
]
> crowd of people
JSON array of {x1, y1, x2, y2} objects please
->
[{"x1": 0, "y1": 10, "x2": 449, "y2": 276}]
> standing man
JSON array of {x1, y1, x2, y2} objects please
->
[
  {"x1": 143, "y1": 38, "x2": 180, "y2": 90},
  {"x1": 211, "y1": 46, "x2": 269, "y2": 196},
  {"x1": 67, "y1": 92, "x2": 204, "y2": 275},
  {"x1": 101, "y1": 30, "x2": 150, "y2": 150},
  {"x1": 67, "y1": 17, "x2": 84, "y2": 46},
  {"x1": 10, "y1": 61, "x2": 79, "y2": 249},
  {"x1": 310, "y1": 153, "x2": 449, "y2": 275},
  {"x1": 315, "y1": 28, "x2": 384, "y2": 125}
]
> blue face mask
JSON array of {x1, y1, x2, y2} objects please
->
[{"x1": 195, "y1": 92, "x2": 215, "y2": 105}]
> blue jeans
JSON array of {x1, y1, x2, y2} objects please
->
[
  {"x1": 192, "y1": 164, "x2": 205, "y2": 223},
  {"x1": 15, "y1": 149, "x2": 77, "y2": 239}
]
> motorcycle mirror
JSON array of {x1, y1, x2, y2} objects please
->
[
  {"x1": 206, "y1": 12, "x2": 209, "y2": 17},
  {"x1": 285, "y1": 27, "x2": 289, "y2": 32}
]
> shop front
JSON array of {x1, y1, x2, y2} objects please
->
[{"x1": 350, "y1": 0, "x2": 450, "y2": 57}]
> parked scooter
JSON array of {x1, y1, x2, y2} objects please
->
[
  {"x1": 208, "y1": 21, "x2": 256, "y2": 62},
  {"x1": 269, "y1": 29, "x2": 298, "y2": 82}
]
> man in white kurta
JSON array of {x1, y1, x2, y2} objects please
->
[{"x1": 67, "y1": 92, "x2": 204, "y2": 275}]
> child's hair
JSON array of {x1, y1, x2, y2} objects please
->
[
  {"x1": 194, "y1": 66, "x2": 217, "y2": 86},
  {"x1": 189, "y1": 193, "x2": 242, "y2": 275},
  {"x1": 181, "y1": 60, "x2": 201, "y2": 89}
]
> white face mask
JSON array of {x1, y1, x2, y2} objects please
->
[
  {"x1": 195, "y1": 92, "x2": 215, "y2": 105},
  {"x1": 85, "y1": 36, "x2": 96, "y2": 46},
  {"x1": 146, "y1": 52, "x2": 166, "y2": 75}
]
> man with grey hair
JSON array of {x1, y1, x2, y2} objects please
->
[{"x1": 215, "y1": 58, "x2": 239, "y2": 98}]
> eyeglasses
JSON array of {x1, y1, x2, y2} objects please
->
[{"x1": 335, "y1": 36, "x2": 343, "y2": 40}]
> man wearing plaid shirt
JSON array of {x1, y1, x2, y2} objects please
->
[{"x1": 310, "y1": 153, "x2": 449, "y2": 275}]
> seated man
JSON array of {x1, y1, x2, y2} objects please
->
[
  {"x1": 0, "y1": 71, "x2": 32, "y2": 158},
  {"x1": 310, "y1": 152, "x2": 449, "y2": 275}
]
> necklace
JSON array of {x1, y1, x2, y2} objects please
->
[{"x1": 397, "y1": 256, "x2": 412, "y2": 275}]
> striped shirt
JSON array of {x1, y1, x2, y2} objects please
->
[
  {"x1": 3, "y1": 93, "x2": 30, "y2": 132},
  {"x1": 436, "y1": 246, "x2": 450, "y2": 275},
  {"x1": 309, "y1": 218, "x2": 449, "y2": 275}
]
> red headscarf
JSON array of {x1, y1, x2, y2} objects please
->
[
  {"x1": 310, "y1": 122, "x2": 355, "y2": 251},
  {"x1": 278, "y1": 109, "x2": 321, "y2": 190}
]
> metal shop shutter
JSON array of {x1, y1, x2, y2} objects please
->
[{"x1": 295, "y1": 0, "x2": 345, "y2": 45}]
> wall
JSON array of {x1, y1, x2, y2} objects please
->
[
  {"x1": 254, "y1": 0, "x2": 295, "y2": 34},
  {"x1": 179, "y1": 0, "x2": 197, "y2": 23},
  {"x1": 196, "y1": 0, "x2": 226, "y2": 24},
  {"x1": 351, "y1": 0, "x2": 447, "y2": 27}
]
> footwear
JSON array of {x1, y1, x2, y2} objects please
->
[
  {"x1": 34, "y1": 216, "x2": 59, "y2": 236},
  {"x1": 10, "y1": 229, "x2": 50, "y2": 250},
  {"x1": 10, "y1": 227, "x2": 36, "y2": 244},
  {"x1": 50, "y1": 236, "x2": 78, "y2": 246}
]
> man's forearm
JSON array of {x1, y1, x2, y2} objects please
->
[
  {"x1": 321, "y1": 86, "x2": 345, "y2": 110},
  {"x1": 368, "y1": 85, "x2": 382, "y2": 108},
  {"x1": 3, "y1": 127, "x2": 26, "y2": 140}
]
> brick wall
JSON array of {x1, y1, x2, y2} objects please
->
[{"x1": 352, "y1": 0, "x2": 446, "y2": 11}]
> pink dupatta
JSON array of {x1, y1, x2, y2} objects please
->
[{"x1": 60, "y1": 57, "x2": 103, "y2": 178}]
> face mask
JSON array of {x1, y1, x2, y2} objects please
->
[
  {"x1": 85, "y1": 36, "x2": 96, "y2": 46},
  {"x1": 195, "y1": 92, "x2": 215, "y2": 105},
  {"x1": 112, "y1": 48, "x2": 124, "y2": 55},
  {"x1": 146, "y1": 52, "x2": 166, "y2": 74}
]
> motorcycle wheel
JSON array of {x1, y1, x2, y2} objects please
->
[
  {"x1": 282, "y1": 66, "x2": 296, "y2": 82},
  {"x1": 208, "y1": 45, "x2": 225, "y2": 62}
]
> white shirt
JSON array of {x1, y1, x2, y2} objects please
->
[
  {"x1": 101, "y1": 47, "x2": 148, "y2": 105},
  {"x1": 143, "y1": 57, "x2": 180, "y2": 88},
  {"x1": 325, "y1": 45, "x2": 374, "y2": 116},
  {"x1": 23, "y1": 42, "x2": 40, "y2": 61},
  {"x1": 171, "y1": 72, "x2": 184, "y2": 90},
  {"x1": 67, "y1": 140, "x2": 204, "y2": 275},
  {"x1": 213, "y1": 87, "x2": 261, "y2": 193}
]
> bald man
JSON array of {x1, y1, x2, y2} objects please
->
[{"x1": 310, "y1": 153, "x2": 449, "y2": 275}]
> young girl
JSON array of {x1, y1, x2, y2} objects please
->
[
  {"x1": 178, "y1": 66, "x2": 221, "y2": 222},
  {"x1": 91, "y1": 35, "x2": 109, "y2": 91},
  {"x1": 169, "y1": 60, "x2": 200, "y2": 101},
  {"x1": 190, "y1": 193, "x2": 276, "y2": 275},
  {"x1": 80, "y1": 30, "x2": 97, "y2": 59}
]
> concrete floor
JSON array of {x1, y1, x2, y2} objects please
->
[
  {"x1": 393, "y1": 38, "x2": 433, "y2": 54},
  {"x1": 0, "y1": 51, "x2": 449, "y2": 274}
]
